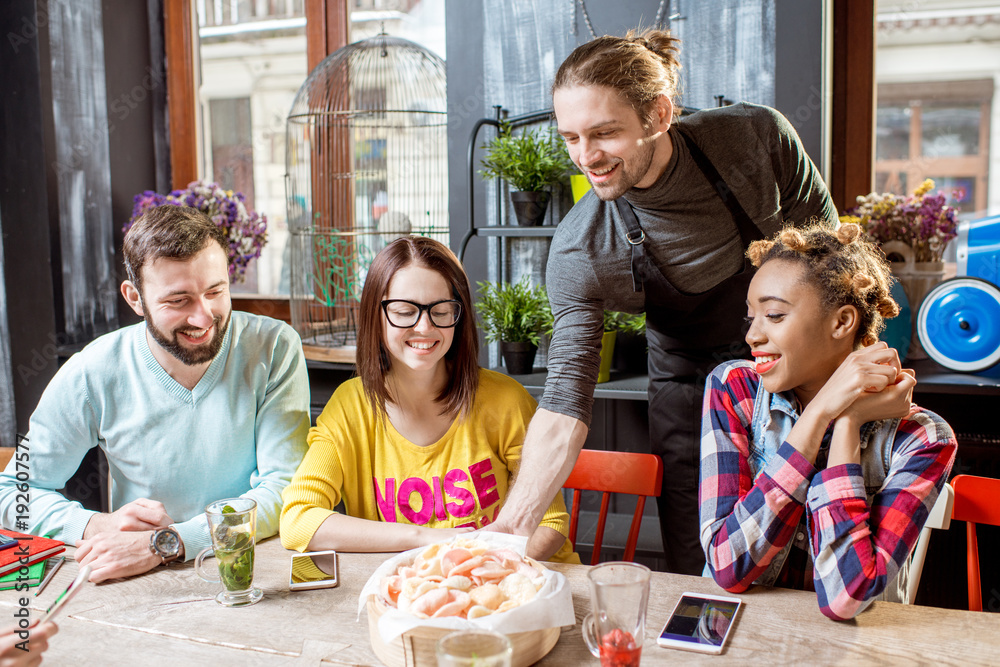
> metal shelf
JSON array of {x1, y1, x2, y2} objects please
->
[
  {"x1": 494, "y1": 368, "x2": 648, "y2": 401},
  {"x1": 473, "y1": 225, "x2": 558, "y2": 238},
  {"x1": 458, "y1": 107, "x2": 556, "y2": 262}
]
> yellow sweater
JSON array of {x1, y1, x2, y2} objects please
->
[{"x1": 280, "y1": 369, "x2": 578, "y2": 563}]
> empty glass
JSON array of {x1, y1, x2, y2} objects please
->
[
  {"x1": 582, "y1": 562, "x2": 650, "y2": 667},
  {"x1": 435, "y1": 629, "x2": 513, "y2": 667}
]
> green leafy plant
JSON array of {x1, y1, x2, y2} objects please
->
[
  {"x1": 479, "y1": 122, "x2": 574, "y2": 192},
  {"x1": 214, "y1": 505, "x2": 254, "y2": 591},
  {"x1": 475, "y1": 277, "x2": 549, "y2": 345},
  {"x1": 217, "y1": 531, "x2": 254, "y2": 592},
  {"x1": 604, "y1": 311, "x2": 646, "y2": 335}
]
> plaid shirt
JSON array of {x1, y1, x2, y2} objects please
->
[{"x1": 699, "y1": 361, "x2": 956, "y2": 620}]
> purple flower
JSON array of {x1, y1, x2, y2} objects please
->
[
  {"x1": 124, "y1": 179, "x2": 268, "y2": 283},
  {"x1": 843, "y1": 182, "x2": 959, "y2": 262}
]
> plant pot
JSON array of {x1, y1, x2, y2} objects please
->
[
  {"x1": 501, "y1": 341, "x2": 537, "y2": 375},
  {"x1": 570, "y1": 174, "x2": 591, "y2": 203},
  {"x1": 510, "y1": 191, "x2": 550, "y2": 226},
  {"x1": 597, "y1": 330, "x2": 616, "y2": 383}
]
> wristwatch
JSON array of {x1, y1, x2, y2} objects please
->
[{"x1": 149, "y1": 527, "x2": 182, "y2": 565}]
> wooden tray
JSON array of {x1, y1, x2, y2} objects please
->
[{"x1": 366, "y1": 595, "x2": 560, "y2": 667}]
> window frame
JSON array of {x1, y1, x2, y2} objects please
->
[{"x1": 163, "y1": 0, "x2": 348, "y2": 317}]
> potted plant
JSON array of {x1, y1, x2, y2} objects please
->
[
  {"x1": 479, "y1": 122, "x2": 574, "y2": 226},
  {"x1": 598, "y1": 312, "x2": 647, "y2": 382},
  {"x1": 475, "y1": 277, "x2": 549, "y2": 375}
]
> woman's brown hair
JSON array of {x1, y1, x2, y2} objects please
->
[
  {"x1": 356, "y1": 236, "x2": 480, "y2": 418},
  {"x1": 746, "y1": 222, "x2": 900, "y2": 348},
  {"x1": 552, "y1": 28, "x2": 681, "y2": 127}
]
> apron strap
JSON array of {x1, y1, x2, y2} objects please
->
[
  {"x1": 614, "y1": 198, "x2": 648, "y2": 293},
  {"x1": 615, "y1": 126, "x2": 766, "y2": 294},
  {"x1": 676, "y1": 127, "x2": 765, "y2": 248}
]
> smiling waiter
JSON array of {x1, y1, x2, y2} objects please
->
[{"x1": 491, "y1": 29, "x2": 837, "y2": 574}]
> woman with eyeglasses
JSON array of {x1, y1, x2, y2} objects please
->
[{"x1": 279, "y1": 236, "x2": 577, "y2": 562}]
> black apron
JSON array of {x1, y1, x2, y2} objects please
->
[{"x1": 614, "y1": 129, "x2": 764, "y2": 575}]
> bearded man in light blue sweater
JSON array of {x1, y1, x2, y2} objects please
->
[{"x1": 0, "y1": 205, "x2": 309, "y2": 582}]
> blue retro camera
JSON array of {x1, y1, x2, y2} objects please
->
[{"x1": 918, "y1": 215, "x2": 1000, "y2": 372}]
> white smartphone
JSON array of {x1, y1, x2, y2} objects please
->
[
  {"x1": 656, "y1": 591, "x2": 743, "y2": 654},
  {"x1": 40, "y1": 564, "x2": 92, "y2": 624},
  {"x1": 288, "y1": 550, "x2": 339, "y2": 591}
]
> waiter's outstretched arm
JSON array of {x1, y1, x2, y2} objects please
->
[{"x1": 492, "y1": 408, "x2": 590, "y2": 538}]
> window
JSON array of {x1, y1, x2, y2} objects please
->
[
  {"x1": 876, "y1": 4, "x2": 1000, "y2": 217},
  {"x1": 875, "y1": 80, "x2": 991, "y2": 213},
  {"x1": 168, "y1": 0, "x2": 445, "y2": 300},
  {"x1": 195, "y1": 2, "x2": 309, "y2": 295}
]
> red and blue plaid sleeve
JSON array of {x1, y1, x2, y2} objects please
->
[
  {"x1": 808, "y1": 406, "x2": 957, "y2": 620},
  {"x1": 699, "y1": 361, "x2": 815, "y2": 592}
]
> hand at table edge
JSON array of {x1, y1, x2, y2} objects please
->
[{"x1": 74, "y1": 530, "x2": 164, "y2": 583}]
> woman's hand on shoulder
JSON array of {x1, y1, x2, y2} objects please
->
[{"x1": 811, "y1": 342, "x2": 902, "y2": 421}]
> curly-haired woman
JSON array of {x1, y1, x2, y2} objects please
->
[{"x1": 699, "y1": 222, "x2": 956, "y2": 620}]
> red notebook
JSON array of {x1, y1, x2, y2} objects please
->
[{"x1": 0, "y1": 529, "x2": 65, "y2": 577}]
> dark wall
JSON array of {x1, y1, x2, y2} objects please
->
[
  {"x1": 103, "y1": 0, "x2": 167, "y2": 327},
  {"x1": 446, "y1": 0, "x2": 827, "y2": 287},
  {"x1": 774, "y1": 0, "x2": 826, "y2": 170},
  {"x1": 0, "y1": 0, "x2": 60, "y2": 446},
  {"x1": 0, "y1": 0, "x2": 163, "y2": 444}
]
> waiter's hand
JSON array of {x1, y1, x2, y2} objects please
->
[{"x1": 491, "y1": 409, "x2": 589, "y2": 537}]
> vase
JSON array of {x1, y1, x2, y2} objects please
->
[
  {"x1": 570, "y1": 174, "x2": 591, "y2": 203},
  {"x1": 597, "y1": 330, "x2": 616, "y2": 383},
  {"x1": 500, "y1": 341, "x2": 537, "y2": 375},
  {"x1": 882, "y1": 241, "x2": 945, "y2": 360},
  {"x1": 509, "y1": 191, "x2": 550, "y2": 226}
]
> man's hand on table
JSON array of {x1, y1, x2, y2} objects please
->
[
  {"x1": 74, "y1": 530, "x2": 164, "y2": 582},
  {"x1": 77, "y1": 499, "x2": 177, "y2": 582},
  {"x1": 82, "y1": 498, "x2": 173, "y2": 538}
]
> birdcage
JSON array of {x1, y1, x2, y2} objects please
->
[{"x1": 286, "y1": 33, "x2": 448, "y2": 360}]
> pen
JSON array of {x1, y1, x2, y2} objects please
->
[{"x1": 34, "y1": 556, "x2": 65, "y2": 596}]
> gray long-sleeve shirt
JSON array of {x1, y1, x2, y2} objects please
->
[{"x1": 541, "y1": 103, "x2": 837, "y2": 426}]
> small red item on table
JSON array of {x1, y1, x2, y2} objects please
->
[{"x1": 599, "y1": 628, "x2": 641, "y2": 667}]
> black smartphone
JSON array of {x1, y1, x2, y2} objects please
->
[{"x1": 0, "y1": 534, "x2": 18, "y2": 552}]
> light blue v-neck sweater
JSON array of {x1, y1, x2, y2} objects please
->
[{"x1": 0, "y1": 311, "x2": 309, "y2": 559}]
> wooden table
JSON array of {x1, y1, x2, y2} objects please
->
[{"x1": 2, "y1": 539, "x2": 997, "y2": 665}]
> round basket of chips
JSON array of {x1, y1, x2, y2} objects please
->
[{"x1": 360, "y1": 536, "x2": 573, "y2": 667}]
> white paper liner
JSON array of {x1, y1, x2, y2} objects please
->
[{"x1": 357, "y1": 533, "x2": 576, "y2": 643}]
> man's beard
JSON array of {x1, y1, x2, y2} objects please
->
[
  {"x1": 146, "y1": 312, "x2": 230, "y2": 366},
  {"x1": 587, "y1": 138, "x2": 657, "y2": 201}
]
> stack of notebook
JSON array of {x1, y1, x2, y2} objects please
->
[{"x1": 0, "y1": 529, "x2": 65, "y2": 590}]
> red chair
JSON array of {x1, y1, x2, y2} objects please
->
[
  {"x1": 563, "y1": 449, "x2": 663, "y2": 565},
  {"x1": 951, "y1": 474, "x2": 1000, "y2": 611}
]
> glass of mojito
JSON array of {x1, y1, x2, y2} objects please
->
[{"x1": 194, "y1": 498, "x2": 263, "y2": 607}]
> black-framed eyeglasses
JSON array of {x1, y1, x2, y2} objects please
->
[{"x1": 381, "y1": 299, "x2": 463, "y2": 328}]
